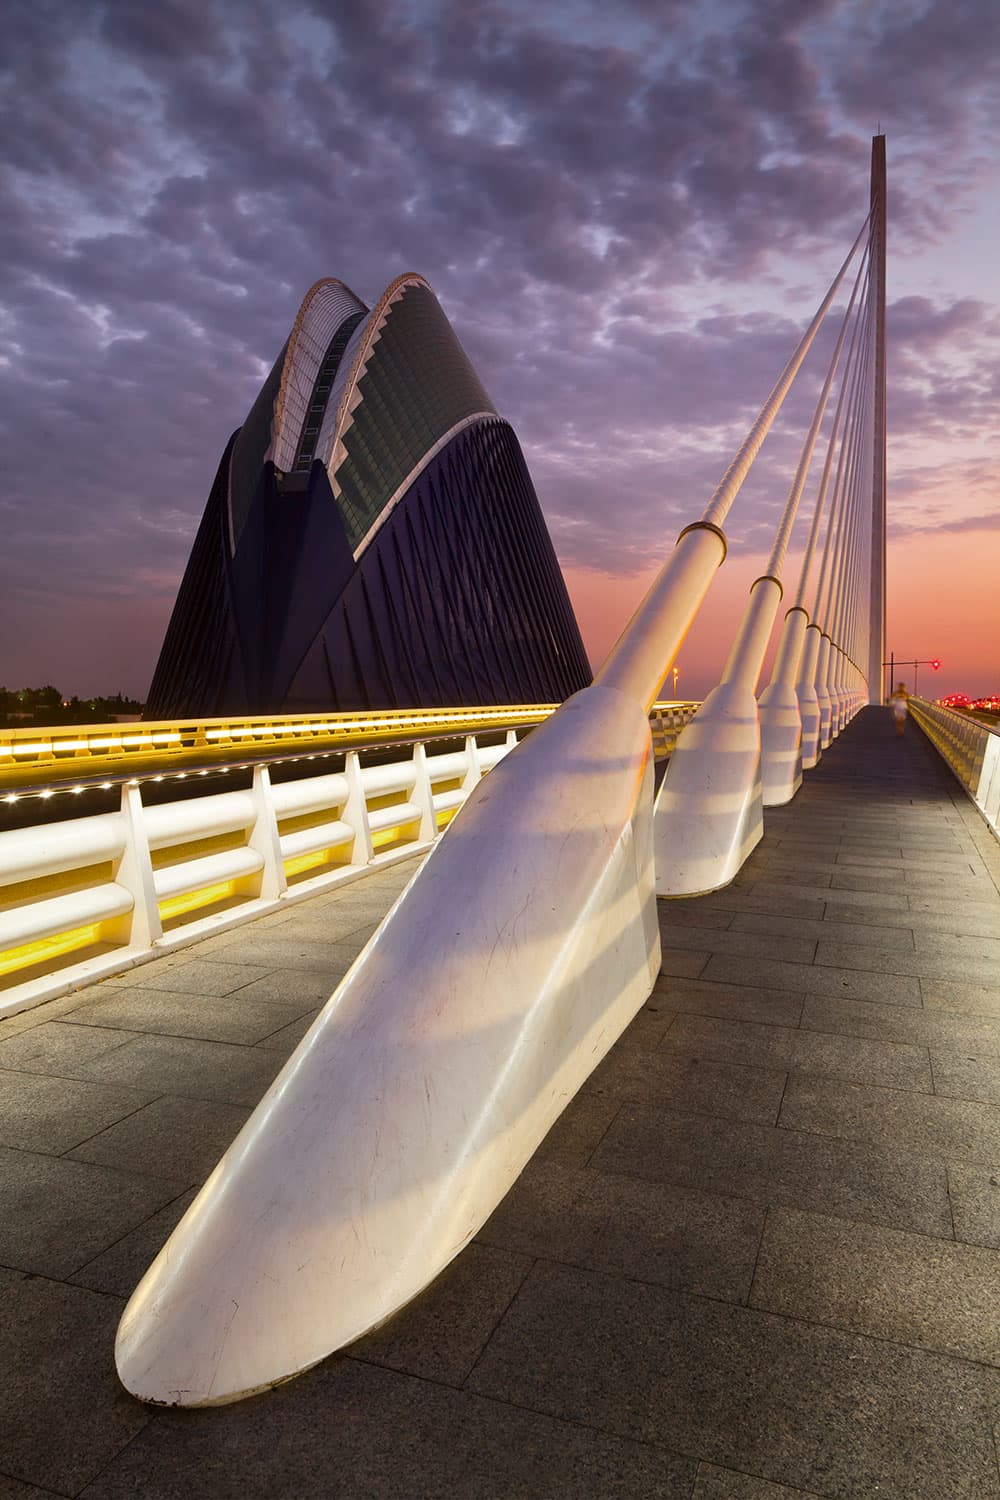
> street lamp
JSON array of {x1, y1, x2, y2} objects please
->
[{"x1": 884, "y1": 654, "x2": 941, "y2": 699}]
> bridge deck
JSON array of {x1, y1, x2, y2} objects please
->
[{"x1": 1, "y1": 706, "x2": 999, "y2": 1498}]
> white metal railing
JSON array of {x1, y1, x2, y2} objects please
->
[
  {"x1": 0, "y1": 702, "x2": 702, "y2": 1019},
  {"x1": 0, "y1": 732, "x2": 517, "y2": 1020},
  {"x1": 909, "y1": 699, "x2": 1000, "y2": 838}
]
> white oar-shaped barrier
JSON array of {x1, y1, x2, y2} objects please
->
[
  {"x1": 653, "y1": 218, "x2": 872, "y2": 896},
  {"x1": 116, "y1": 683, "x2": 659, "y2": 1405},
  {"x1": 115, "y1": 227, "x2": 864, "y2": 1407}
]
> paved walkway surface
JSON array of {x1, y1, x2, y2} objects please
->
[{"x1": 2, "y1": 706, "x2": 999, "y2": 1498}]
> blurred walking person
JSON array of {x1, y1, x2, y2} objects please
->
[{"x1": 890, "y1": 682, "x2": 909, "y2": 736}]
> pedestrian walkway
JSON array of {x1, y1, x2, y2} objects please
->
[{"x1": 1, "y1": 707, "x2": 999, "y2": 1498}]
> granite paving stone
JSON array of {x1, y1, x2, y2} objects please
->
[
  {"x1": 252, "y1": 1008, "x2": 320, "y2": 1057},
  {"x1": 351, "y1": 1241, "x2": 533, "y2": 1386},
  {"x1": 0, "y1": 990, "x2": 99, "y2": 1042},
  {"x1": 700, "y1": 889, "x2": 827, "y2": 920},
  {"x1": 613, "y1": 998, "x2": 677, "y2": 1048},
  {"x1": 907, "y1": 893, "x2": 1000, "y2": 919},
  {"x1": 72, "y1": 1032, "x2": 283, "y2": 1107},
  {"x1": 71, "y1": 1188, "x2": 199, "y2": 1297},
  {"x1": 824, "y1": 903, "x2": 1000, "y2": 939},
  {"x1": 465, "y1": 1259, "x2": 998, "y2": 1500},
  {"x1": 930, "y1": 1050, "x2": 1000, "y2": 1104},
  {"x1": 93, "y1": 949, "x2": 215, "y2": 986},
  {"x1": 0, "y1": 1069, "x2": 149, "y2": 1154},
  {"x1": 0, "y1": 1020, "x2": 141, "y2": 1078},
  {"x1": 801, "y1": 993, "x2": 1000, "y2": 1054},
  {"x1": 533, "y1": 1088, "x2": 624, "y2": 1169},
  {"x1": 734, "y1": 864, "x2": 832, "y2": 888},
  {"x1": 663, "y1": 1012, "x2": 933, "y2": 1091},
  {"x1": 658, "y1": 926, "x2": 817, "y2": 965},
  {"x1": 591, "y1": 1103, "x2": 953, "y2": 1237},
  {"x1": 834, "y1": 849, "x2": 981, "y2": 871},
  {"x1": 702, "y1": 952, "x2": 922, "y2": 1006},
  {"x1": 657, "y1": 904, "x2": 735, "y2": 931},
  {"x1": 828, "y1": 870, "x2": 969, "y2": 895},
  {"x1": 813, "y1": 938, "x2": 1000, "y2": 987},
  {"x1": 184, "y1": 933, "x2": 363, "y2": 975},
  {"x1": 692, "y1": 1465, "x2": 825, "y2": 1500},
  {"x1": 947, "y1": 1163, "x2": 1000, "y2": 1250},
  {"x1": 659, "y1": 948, "x2": 710, "y2": 978},
  {"x1": 652, "y1": 976, "x2": 805, "y2": 1027},
  {"x1": 226, "y1": 968, "x2": 340, "y2": 1008},
  {"x1": 66, "y1": 1094, "x2": 251, "y2": 1183},
  {"x1": 778, "y1": 1074, "x2": 1000, "y2": 1164},
  {"x1": 922, "y1": 980, "x2": 1000, "y2": 1020},
  {"x1": 0, "y1": 1277, "x2": 151, "y2": 1496},
  {"x1": 737, "y1": 869, "x2": 833, "y2": 890},
  {"x1": 913, "y1": 928, "x2": 1000, "y2": 960},
  {"x1": 748, "y1": 882, "x2": 908, "y2": 911},
  {"x1": 587, "y1": 1036, "x2": 787, "y2": 1124},
  {"x1": 478, "y1": 1157, "x2": 765, "y2": 1302},
  {"x1": 0, "y1": 1476, "x2": 65, "y2": 1498},
  {"x1": 751, "y1": 1205, "x2": 1000, "y2": 1365},
  {"x1": 57, "y1": 986, "x2": 316, "y2": 1044},
  {"x1": 0, "y1": 1146, "x2": 188, "y2": 1279},
  {"x1": 80, "y1": 1357, "x2": 696, "y2": 1500},
  {"x1": 127, "y1": 959, "x2": 274, "y2": 995},
  {"x1": 727, "y1": 909, "x2": 916, "y2": 948},
  {"x1": 217, "y1": 903, "x2": 383, "y2": 945}
]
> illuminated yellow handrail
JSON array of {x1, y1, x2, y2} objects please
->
[{"x1": 0, "y1": 701, "x2": 700, "y2": 798}]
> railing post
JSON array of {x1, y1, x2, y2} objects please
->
[
  {"x1": 410, "y1": 742, "x2": 438, "y2": 842},
  {"x1": 116, "y1": 782, "x2": 162, "y2": 949},
  {"x1": 343, "y1": 751, "x2": 374, "y2": 866},
  {"x1": 462, "y1": 735, "x2": 482, "y2": 792},
  {"x1": 248, "y1": 765, "x2": 287, "y2": 902}
]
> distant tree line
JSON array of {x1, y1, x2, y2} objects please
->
[{"x1": 0, "y1": 685, "x2": 145, "y2": 727}]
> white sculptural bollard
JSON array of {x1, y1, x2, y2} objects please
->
[
  {"x1": 653, "y1": 575, "x2": 781, "y2": 896},
  {"x1": 116, "y1": 683, "x2": 661, "y2": 1407},
  {"x1": 759, "y1": 606, "x2": 809, "y2": 806},
  {"x1": 797, "y1": 623, "x2": 824, "y2": 769}
]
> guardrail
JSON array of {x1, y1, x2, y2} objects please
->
[
  {"x1": 909, "y1": 698, "x2": 1000, "y2": 838},
  {"x1": 0, "y1": 702, "x2": 700, "y2": 1018},
  {"x1": 0, "y1": 704, "x2": 557, "y2": 793},
  {"x1": 0, "y1": 732, "x2": 518, "y2": 1019}
]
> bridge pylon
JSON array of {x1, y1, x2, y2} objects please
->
[{"x1": 868, "y1": 134, "x2": 887, "y2": 703}]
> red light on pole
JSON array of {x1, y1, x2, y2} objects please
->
[{"x1": 931, "y1": 659, "x2": 941, "y2": 671}]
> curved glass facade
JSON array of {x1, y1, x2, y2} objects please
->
[
  {"x1": 272, "y1": 279, "x2": 368, "y2": 474},
  {"x1": 290, "y1": 311, "x2": 366, "y2": 476},
  {"x1": 325, "y1": 280, "x2": 496, "y2": 552},
  {"x1": 147, "y1": 273, "x2": 590, "y2": 719},
  {"x1": 228, "y1": 280, "x2": 368, "y2": 551}
]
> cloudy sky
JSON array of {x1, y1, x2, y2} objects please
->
[{"x1": 1, "y1": 0, "x2": 998, "y2": 701}]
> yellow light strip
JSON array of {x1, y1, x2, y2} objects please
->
[
  {"x1": 283, "y1": 850, "x2": 332, "y2": 878},
  {"x1": 158, "y1": 880, "x2": 240, "y2": 923},
  {"x1": 370, "y1": 824, "x2": 419, "y2": 851},
  {"x1": 0, "y1": 923, "x2": 107, "y2": 978}
]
